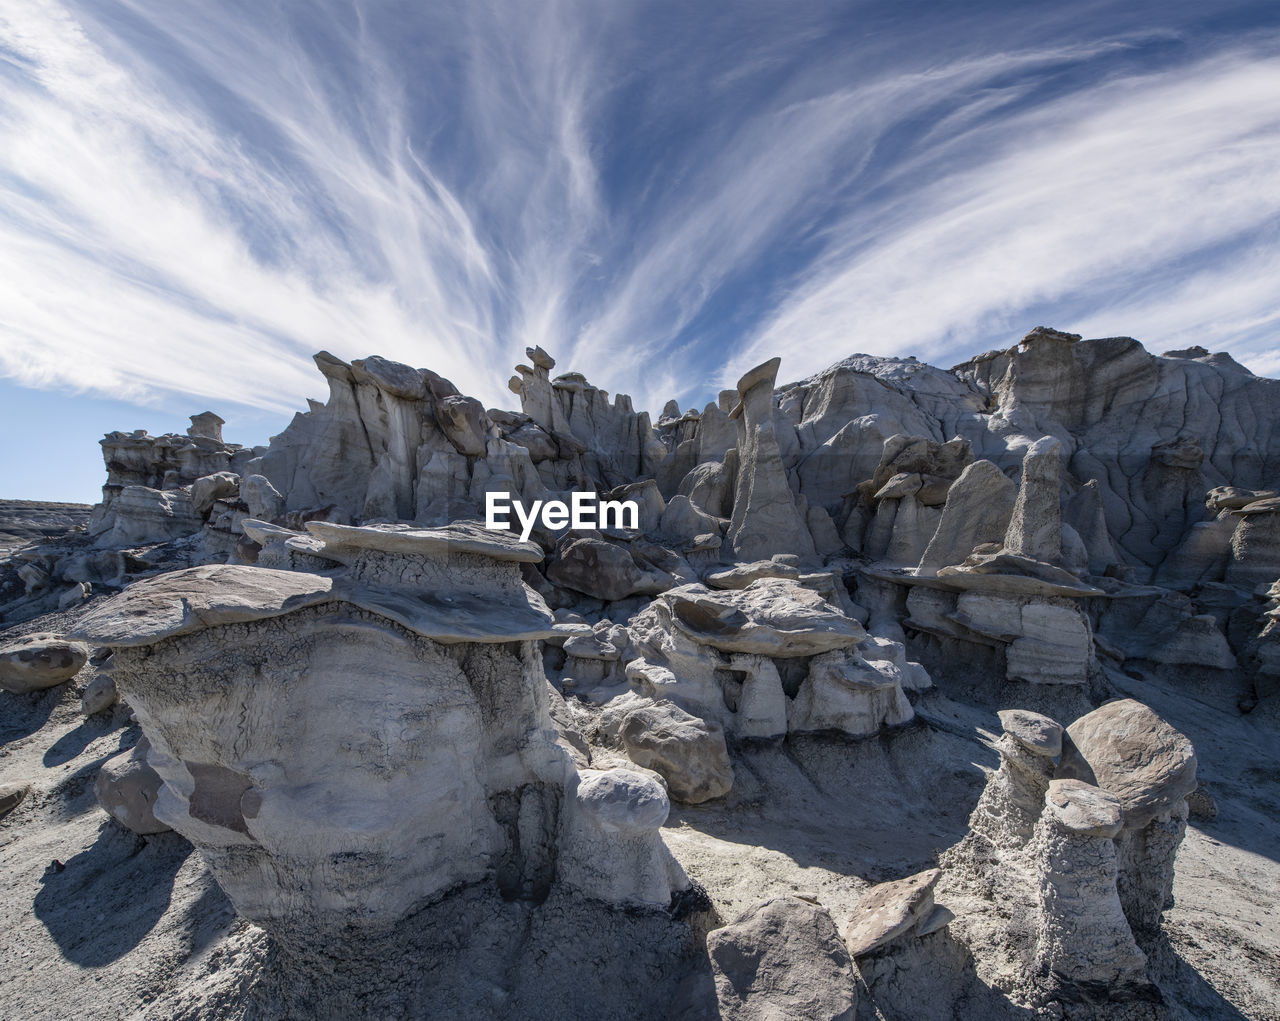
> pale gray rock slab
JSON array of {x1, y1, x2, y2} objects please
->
[
  {"x1": 704, "y1": 560, "x2": 802, "y2": 590},
  {"x1": 336, "y1": 582, "x2": 557, "y2": 643},
  {"x1": 0, "y1": 632, "x2": 89, "y2": 693},
  {"x1": 702, "y1": 897, "x2": 856, "y2": 1021},
  {"x1": 69, "y1": 565, "x2": 336, "y2": 648},
  {"x1": 1044, "y1": 778, "x2": 1124, "y2": 837},
  {"x1": 96, "y1": 738, "x2": 172, "y2": 835},
  {"x1": 618, "y1": 701, "x2": 734, "y2": 804},
  {"x1": 998, "y1": 709, "x2": 1063, "y2": 757},
  {"x1": 843, "y1": 869, "x2": 940, "y2": 956},
  {"x1": 1061, "y1": 699, "x2": 1197, "y2": 829},
  {"x1": 661, "y1": 579, "x2": 864, "y2": 657},
  {"x1": 917, "y1": 459, "x2": 1016, "y2": 574},
  {"x1": 306, "y1": 520, "x2": 543, "y2": 562}
]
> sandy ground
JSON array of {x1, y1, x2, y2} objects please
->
[{"x1": 1, "y1": 601, "x2": 1277, "y2": 1019}]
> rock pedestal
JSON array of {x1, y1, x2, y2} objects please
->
[{"x1": 71, "y1": 523, "x2": 688, "y2": 946}]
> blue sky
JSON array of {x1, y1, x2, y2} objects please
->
[{"x1": 2, "y1": 0, "x2": 1279, "y2": 503}]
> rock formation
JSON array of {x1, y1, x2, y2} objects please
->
[{"x1": 3, "y1": 324, "x2": 1276, "y2": 1019}]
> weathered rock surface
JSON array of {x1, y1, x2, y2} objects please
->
[
  {"x1": 96, "y1": 738, "x2": 172, "y2": 835},
  {"x1": 698, "y1": 897, "x2": 857, "y2": 1020},
  {"x1": 616, "y1": 701, "x2": 734, "y2": 804},
  {"x1": 0, "y1": 632, "x2": 88, "y2": 693},
  {"x1": 843, "y1": 869, "x2": 943, "y2": 956}
]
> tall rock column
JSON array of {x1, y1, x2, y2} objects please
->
[
  {"x1": 726, "y1": 358, "x2": 816, "y2": 562},
  {"x1": 1003, "y1": 436, "x2": 1063, "y2": 564}
]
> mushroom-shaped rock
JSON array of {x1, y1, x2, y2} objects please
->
[
  {"x1": 662, "y1": 579, "x2": 864, "y2": 657},
  {"x1": 619, "y1": 701, "x2": 734, "y2": 804},
  {"x1": 726, "y1": 358, "x2": 816, "y2": 562},
  {"x1": 1060, "y1": 699, "x2": 1196, "y2": 829},
  {"x1": 968, "y1": 710, "x2": 1063, "y2": 849},
  {"x1": 558, "y1": 768, "x2": 686, "y2": 907},
  {"x1": 788, "y1": 648, "x2": 914, "y2": 738},
  {"x1": 1032, "y1": 780, "x2": 1148, "y2": 992},
  {"x1": 696, "y1": 897, "x2": 857, "y2": 1021},
  {"x1": 1061, "y1": 700, "x2": 1196, "y2": 941},
  {"x1": 96, "y1": 738, "x2": 172, "y2": 835},
  {"x1": 843, "y1": 869, "x2": 941, "y2": 957},
  {"x1": 0, "y1": 633, "x2": 89, "y2": 693}
]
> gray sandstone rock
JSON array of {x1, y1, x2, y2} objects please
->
[
  {"x1": 0, "y1": 632, "x2": 89, "y2": 693},
  {"x1": 618, "y1": 702, "x2": 734, "y2": 804},
  {"x1": 726, "y1": 359, "x2": 816, "y2": 562},
  {"x1": 702, "y1": 897, "x2": 857, "y2": 1021},
  {"x1": 96, "y1": 738, "x2": 172, "y2": 835},
  {"x1": 843, "y1": 869, "x2": 941, "y2": 956}
]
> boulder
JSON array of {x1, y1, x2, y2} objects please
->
[
  {"x1": 81, "y1": 672, "x2": 119, "y2": 715},
  {"x1": 0, "y1": 781, "x2": 30, "y2": 820},
  {"x1": 548, "y1": 538, "x2": 656, "y2": 602},
  {"x1": 843, "y1": 869, "x2": 942, "y2": 956},
  {"x1": 0, "y1": 633, "x2": 89, "y2": 693},
  {"x1": 95, "y1": 738, "x2": 172, "y2": 835},
  {"x1": 618, "y1": 702, "x2": 734, "y2": 804},
  {"x1": 1060, "y1": 699, "x2": 1197, "y2": 828},
  {"x1": 703, "y1": 897, "x2": 857, "y2": 1020},
  {"x1": 190, "y1": 471, "x2": 241, "y2": 517}
]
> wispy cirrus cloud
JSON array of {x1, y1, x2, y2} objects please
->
[{"x1": 0, "y1": 0, "x2": 1277, "y2": 431}]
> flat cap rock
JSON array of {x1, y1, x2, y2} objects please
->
[
  {"x1": 1062, "y1": 699, "x2": 1197, "y2": 828},
  {"x1": 704, "y1": 560, "x2": 802, "y2": 590},
  {"x1": 563, "y1": 633, "x2": 621, "y2": 661},
  {"x1": 1044, "y1": 778, "x2": 1124, "y2": 837},
  {"x1": 843, "y1": 868, "x2": 940, "y2": 956},
  {"x1": 663, "y1": 579, "x2": 864, "y2": 657},
  {"x1": 306, "y1": 520, "x2": 544, "y2": 563},
  {"x1": 998, "y1": 709, "x2": 1063, "y2": 758},
  {"x1": 0, "y1": 633, "x2": 90, "y2": 693},
  {"x1": 69, "y1": 566, "x2": 336, "y2": 648}
]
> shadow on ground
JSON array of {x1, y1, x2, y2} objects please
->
[{"x1": 33, "y1": 822, "x2": 191, "y2": 966}]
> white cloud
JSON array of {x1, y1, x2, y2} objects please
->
[
  {"x1": 0, "y1": 0, "x2": 1275, "y2": 436},
  {"x1": 729, "y1": 52, "x2": 1280, "y2": 386}
]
